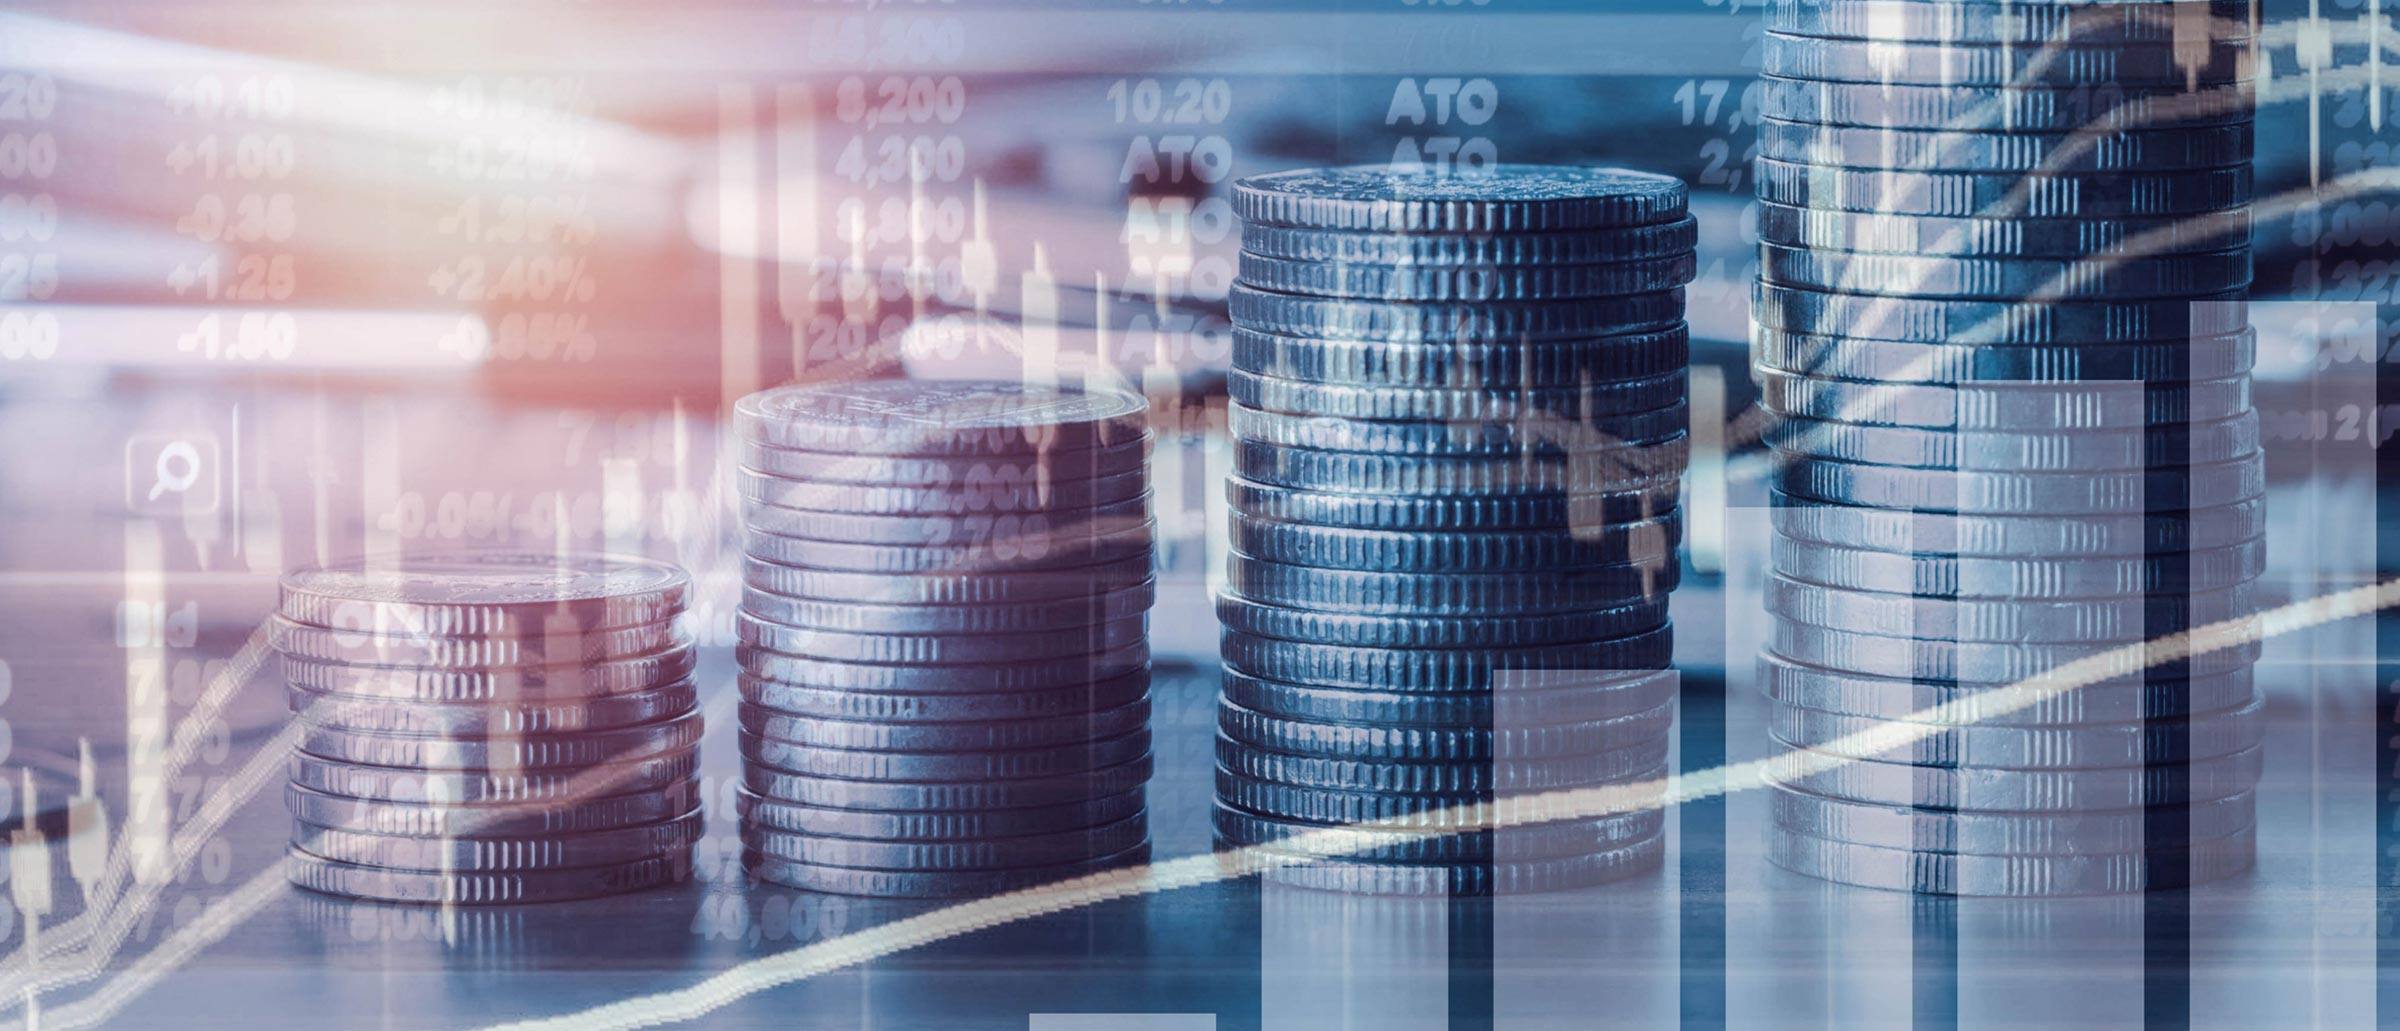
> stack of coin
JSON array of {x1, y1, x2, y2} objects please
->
[
  {"x1": 274, "y1": 552, "x2": 703, "y2": 904},
  {"x1": 732, "y1": 379, "x2": 1157, "y2": 897},
  {"x1": 1217, "y1": 164, "x2": 1695, "y2": 895},
  {"x1": 1755, "y1": 0, "x2": 2263, "y2": 894}
]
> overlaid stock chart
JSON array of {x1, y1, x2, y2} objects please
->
[{"x1": 0, "y1": 0, "x2": 2395, "y2": 1027}]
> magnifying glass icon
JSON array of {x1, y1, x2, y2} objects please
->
[{"x1": 148, "y1": 442, "x2": 201, "y2": 502}]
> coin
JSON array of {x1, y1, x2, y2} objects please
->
[
  {"x1": 742, "y1": 554, "x2": 1153, "y2": 605},
  {"x1": 1761, "y1": 31, "x2": 2252, "y2": 85},
  {"x1": 1770, "y1": 491, "x2": 2266, "y2": 557},
  {"x1": 1765, "y1": 828, "x2": 2254, "y2": 896},
  {"x1": 1755, "y1": 120, "x2": 2255, "y2": 175},
  {"x1": 1767, "y1": 414, "x2": 2260, "y2": 471},
  {"x1": 1770, "y1": 784, "x2": 2256, "y2": 855},
  {"x1": 296, "y1": 710, "x2": 706, "y2": 771},
  {"x1": 1758, "y1": 77, "x2": 2254, "y2": 133},
  {"x1": 737, "y1": 699, "x2": 1151, "y2": 753},
  {"x1": 283, "y1": 780, "x2": 702, "y2": 838},
  {"x1": 1219, "y1": 698, "x2": 1675, "y2": 762},
  {"x1": 741, "y1": 842, "x2": 1150, "y2": 898},
  {"x1": 1217, "y1": 735, "x2": 1669, "y2": 794},
  {"x1": 737, "y1": 788, "x2": 1144, "y2": 841},
  {"x1": 287, "y1": 749, "x2": 699, "y2": 805},
  {"x1": 736, "y1": 494, "x2": 1152, "y2": 547},
  {"x1": 1227, "y1": 554, "x2": 1676, "y2": 617},
  {"x1": 733, "y1": 379, "x2": 1149, "y2": 455},
  {"x1": 1233, "y1": 436, "x2": 1686, "y2": 495},
  {"x1": 740, "y1": 814, "x2": 1148, "y2": 871},
  {"x1": 1772, "y1": 536, "x2": 2266, "y2": 598},
  {"x1": 1757, "y1": 369, "x2": 2254, "y2": 429},
  {"x1": 293, "y1": 810, "x2": 702, "y2": 872},
  {"x1": 744, "y1": 754, "x2": 1153, "y2": 811},
  {"x1": 1213, "y1": 802, "x2": 1662, "y2": 864},
  {"x1": 1754, "y1": 328, "x2": 2255, "y2": 385},
  {"x1": 1217, "y1": 594, "x2": 1671, "y2": 649},
  {"x1": 1231, "y1": 401, "x2": 1687, "y2": 458},
  {"x1": 1215, "y1": 767, "x2": 1669, "y2": 828},
  {"x1": 1230, "y1": 514, "x2": 1679, "y2": 572},
  {"x1": 742, "y1": 521, "x2": 1154, "y2": 573},
  {"x1": 1765, "y1": 0, "x2": 2253, "y2": 45},
  {"x1": 736, "y1": 467, "x2": 1149, "y2": 517},
  {"x1": 737, "y1": 435, "x2": 1149, "y2": 485},
  {"x1": 740, "y1": 671, "x2": 1150, "y2": 723},
  {"x1": 1760, "y1": 243, "x2": 2251, "y2": 299},
  {"x1": 1771, "y1": 698, "x2": 2263, "y2": 768},
  {"x1": 1753, "y1": 200, "x2": 2249, "y2": 260},
  {"x1": 1756, "y1": 158, "x2": 2252, "y2": 219},
  {"x1": 738, "y1": 582, "x2": 1153, "y2": 634},
  {"x1": 1238, "y1": 251, "x2": 1697, "y2": 301},
  {"x1": 278, "y1": 552, "x2": 688, "y2": 638},
  {"x1": 1757, "y1": 652, "x2": 2256, "y2": 727},
  {"x1": 1766, "y1": 745, "x2": 2262, "y2": 811},
  {"x1": 1767, "y1": 627, "x2": 2261, "y2": 685},
  {"x1": 1233, "y1": 328, "x2": 1689, "y2": 391},
  {"x1": 737, "y1": 613, "x2": 1146, "y2": 665},
  {"x1": 1240, "y1": 216, "x2": 1699, "y2": 266},
  {"x1": 1769, "y1": 452, "x2": 2266, "y2": 514},
  {"x1": 1229, "y1": 285, "x2": 1686, "y2": 343},
  {"x1": 1233, "y1": 164, "x2": 1689, "y2": 233},
  {"x1": 1258, "y1": 835, "x2": 1666, "y2": 896},
  {"x1": 1222, "y1": 669, "x2": 1680, "y2": 728},
  {"x1": 268, "y1": 616, "x2": 682, "y2": 668},
  {"x1": 1767, "y1": 575, "x2": 2254, "y2": 643},
  {"x1": 288, "y1": 679, "x2": 697, "y2": 736},
  {"x1": 279, "y1": 645, "x2": 697, "y2": 702},
  {"x1": 1221, "y1": 627, "x2": 1674, "y2": 691},
  {"x1": 741, "y1": 729, "x2": 1152, "y2": 782},
  {"x1": 737, "y1": 643, "x2": 1150, "y2": 693},
  {"x1": 287, "y1": 846, "x2": 693, "y2": 905},
  {"x1": 1228, "y1": 476, "x2": 1681, "y2": 531},
  {"x1": 1755, "y1": 282, "x2": 2248, "y2": 344}
]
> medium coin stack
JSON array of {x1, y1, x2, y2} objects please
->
[
  {"x1": 1216, "y1": 164, "x2": 1695, "y2": 895},
  {"x1": 732, "y1": 379, "x2": 1158, "y2": 898},
  {"x1": 274, "y1": 552, "x2": 703, "y2": 904},
  {"x1": 1754, "y1": 0, "x2": 2264, "y2": 894}
]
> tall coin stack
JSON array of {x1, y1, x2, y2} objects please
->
[
  {"x1": 275, "y1": 553, "x2": 704, "y2": 904},
  {"x1": 732, "y1": 380, "x2": 1158, "y2": 897},
  {"x1": 1217, "y1": 165, "x2": 1696, "y2": 895},
  {"x1": 1754, "y1": 0, "x2": 2264, "y2": 894}
]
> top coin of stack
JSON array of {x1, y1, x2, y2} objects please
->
[
  {"x1": 731, "y1": 379, "x2": 1159, "y2": 898},
  {"x1": 1753, "y1": 0, "x2": 2264, "y2": 896},
  {"x1": 274, "y1": 552, "x2": 704, "y2": 904},
  {"x1": 1218, "y1": 164, "x2": 1696, "y2": 896}
]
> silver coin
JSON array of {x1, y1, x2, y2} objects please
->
[
  {"x1": 737, "y1": 466, "x2": 1149, "y2": 517},
  {"x1": 297, "y1": 710, "x2": 707, "y2": 771},
  {"x1": 1766, "y1": 414, "x2": 2260, "y2": 471},
  {"x1": 1768, "y1": 625, "x2": 2261, "y2": 684},
  {"x1": 1216, "y1": 594, "x2": 1670, "y2": 649},
  {"x1": 1239, "y1": 251, "x2": 1697, "y2": 301},
  {"x1": 1766, "y1": 0, "x2": 2254, "y2": 46},
  {"x1": 737, "y1": 613, "x2": 1146, "y2": 665},
  {"x1": 1754, "y1": 200, "x2": 2249, "y2": 260},
  {"x1": 1761, "y1": 31, "x2": 2253, "y2": 85},
  {"x1": 1759, "y1": 76, "x2": 2254, "y2": 133},
  {"x1": 1234, "y1": 326, "x2": 1689, "y2": 390},
  {"x1": 742, "y1": 554, "x2": 1153, "y2": 605},
  {"x1": 286, "y1": 846, "x2": 693, "y2": 905},
  {"x1": 269, "y1": 616, "x2": 683, "y2": 669},
  {"x1": 1213, "y1": 802, "x2": 1662, "y2": 864},
  {"x1": 1771, "y1": 698, "x2": 2263, "y2": 768},
  {"x1": 1228, "y1": 476, "x2": 1681, "y2": 531},
  {"x1": 1772, "y1": 535, "x2": 2266, "y2": 598},
  {"x1": 1771, "y1": 783, "x2": 2256, "y2": 855},
  {"x1": 1756, "y1": 158, "x2": 2252, "y2": 219},
  {"x1": 1757, "y1": 651, "x2": 2256, "y2": 726},
  {"x1": 737, "y1": 698, "x2": 1151, "y2": 752},
  {"x1": 1218, "y1": 735, "x2": 1669, "y2": 795},
  {"x1": 1227, "y1": 553, "x2": 1676, "y2": 618},
  {"x1": 1767, "y1": 575, "x2": 2254, "y2": 643},
  {"x1": 740, "y1": 582, "x2": 1153, "y2": 634},
  {"x1": 737, "y1": 787, "x2": 1144, "y2": 841},
  {"x1": 1219, "y1": 697, "x2": 1674, "y2": 762},
  {"x1": 1755, "y1": 282, "x2": 2248, "y2": 345},
  {"x1": 1215, "y1": 766, "x2": 1670, "y2": 829},
  {"x1": 1240, "y1": 216, "x2": 1699, "y2": 266},
  {"x1": 1234, "y1": 164, "x2": 1688, "y2": 233},
  {"x1": 733, "y1": 379, "x2": 1149, "y2": 455},
  {"x1": 1222, "y1": 627, "x2": 1674, "y2": 693},
  {"x1": 1770, "y1": 451, "x2": 2266, "y2": 514},
  {"x1": 742, "y1": 521, "x2": 1154, "y2": 574},
  {"x1": 1757, "y1": 369, "x2": 2254, "y2": 430},
  {"x1": 1232, "y1": 401, "x2": 1687, "y2": 459},
  {"x1": 1222, "y1": 669, "x2": 1680, "y2": 728},
  {"x1": 740, "y1": 670, "x2": 1150, "y2": 722},
  {"x1": 1761, "y1": 243, "x2": 2251, "y2": 299},
  {"x1": 1771, "y1": 491, "x2": 2266, "y2": 557},
  {"x1": 1766, "y1": 744, "x2": 2262, "y2": 811},
  {"x1": 278, "y1": 551, "x2": 688, "y2": 638},
  {"x1": 1754, "y1": 327, "x2": 2255, "y2": 385},
  {"x1": 741, "y1": 841, "x2": 1149, "y2": 898},
  {"x1": 740, "y1": 813, "x2": 1148, "y2": 871},
  {"x1": 1766, "y1": 827, "x2": 2255, "y2": 896},
  {"x1": 737, "y1": 434, "x2": 1148, "y2": 486},
  {"x1": 280, "y1": 645, "x2": 694, "y2": 702},
  {"x1": 1756, "y1": 119, "x2": 2254, "y2": 175},
  {"x1": 1231, "y1": 513, "x2": 1680, "y2": 572},
  {"x1": 743, "y1": 754, "x2": 1153, "y2": 811},
  {"x1": 737, "y1": 494, "x2": 1152, "y2": 547},
  {"x1": 1235, "y1": 437, "x2": 1685, "y2": 497},
  {"x1": 1229, "y1": 368, "x2": 1689, "y2": 423},
  {"x1": 292, "y1": 809, "x2": 702, "y2": 873},
  {"x1": 741, "y1": 729, "x2": 1152, "y2": 782},
  {"x1": 287, "y1": 749, "x2": 699, "y2": 805},
  {"x1": 1258, "y1": 835, "x2": 1666, "y2": 896},
  {"x1": 1229, "y1": 284, "x2": 1686, "y2": 343},
  {"x1": 288, "y1": 679, "x2": 697, "y2": 736},
  {"x1": 737, "y1": 643, "x2": 1150, "y2": 693},
  {"x1": 283, "y1": 780, "x2": 703, "y2": 838}
]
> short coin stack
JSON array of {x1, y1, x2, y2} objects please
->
[
  {"x1": 733, "y1": 379, "x2": 1157, "y2": 897},
  {"x1": 1217, "y1": 164, "x2": 1695, "y2": 895},
  {"x1": 1754, "y1": 0, "x2": 2264, "y2": 894},
  {"x1": 275, "y1": 552, "x2": 703, "y2": 904}
]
